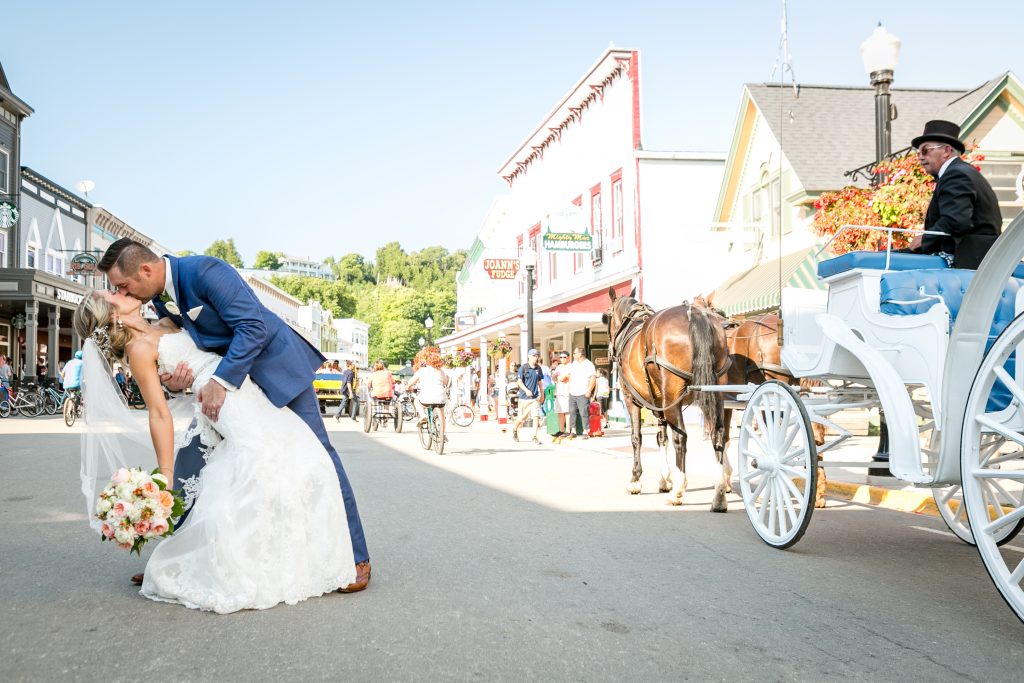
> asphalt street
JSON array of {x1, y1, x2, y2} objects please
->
[{"x1": 2, "y1": 414, "x2": 1024, "y2": 681}]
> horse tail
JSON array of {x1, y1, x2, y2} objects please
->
[{"x1": 688, "y1": 305, "x2": 723, "y2": 438}]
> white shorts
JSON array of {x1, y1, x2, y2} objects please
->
[{"x1": 554, "y1": 395, "x2": 570, "y2": 413}]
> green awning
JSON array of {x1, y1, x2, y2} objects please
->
[{"x1": 711, "y1": 245, "x2": 827, "y2": 317}]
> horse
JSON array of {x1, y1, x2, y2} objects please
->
[{"x1": 603, "y1": 287, "x2": 733, "y2": 511}]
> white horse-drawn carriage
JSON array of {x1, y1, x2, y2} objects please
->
[{"x1": 705, "y1": 214, "x2": 1024, "y2": 623}]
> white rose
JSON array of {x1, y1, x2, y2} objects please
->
[
  {"x1": 152, "y1": 473, "x2": 169, "y2": 487},
  {"x1": 130, "y1": 469, "x2": 146, "y2": 485},
  {"x1": 114, "y1": 526, "x2": 135, "y2": 544},
  {"x1": 116, "y1": 483, "x2": 135, "y2": 500},
  {"x1": 97, "y1": 498, "x2": 113, "y2": 514},
  {"x1": 165, "y1": 301, "x2": 180, "y2": 316}
]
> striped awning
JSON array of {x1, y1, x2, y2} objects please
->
[{"x1": 711, "y1": 245, "x2": 827, "y2": 317}]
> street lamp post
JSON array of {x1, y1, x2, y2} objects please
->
[
  {"x1": 860, "y1": 23, "x2": 901, "y2": 166},
  {"x1": 521, "y1": 247, "x2": 537, "y2": 355},
  {"x1": 424, "y1": 315, "x2": 434, "y2": 346},
  {"x1": 418, "y1": 336, "x2": 426, "y2": 348},
  {"x1": 861, "y1": 23, "x2": 901, "y2": 474}
]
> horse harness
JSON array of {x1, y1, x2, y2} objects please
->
[
  {"x1": 725, "y1": 317, "x2": 791, "y2": 381},
  {"x1": 612, "y1": 301, "x2": 731, "y2": 414}
]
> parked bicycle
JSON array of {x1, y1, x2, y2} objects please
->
[
  {"x1": 418, "y1": 403, "x2": 447, "y2": 455},
  {"x1": 124, "y1": 378, "x2": 147, "y2": 409},
  {"x1": 41, "y1": 383, "x2": 69, "y2": 416},
  {"x1": 447, "y1": 401, "x2": 475, "y2": 427},
  {"x1": 3, "y1": 382, "x2": 43, "y2": 417}
]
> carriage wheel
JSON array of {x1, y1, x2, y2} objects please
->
[
  {"x1": 394, "y1": 403, "x2": 403, "y2": 433},
  {"x1": 362, "y1": 400, "x2": 372, "y2": 433},
  {"x1": 433, "y1": 407, "x2": 446, "y2": 455},
  {"x1": 737, "y1": 380, "x2": 817, "y2": 549},
  {"x1": 961, "y1": 313, "x2": 1024, "y2": 622}
]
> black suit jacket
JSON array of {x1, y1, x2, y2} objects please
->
[{"x1": 916, "y1": 157, "x2": 1003, "y2": 269}]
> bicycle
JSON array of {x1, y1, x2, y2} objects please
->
[
  {"x1": 418, "y1": 403, "x2": 446, "y2": 455},
  {"x1": 5, "y1": 383, "x2": 43, "y2": 417},
  {"x1": 41, "y1": 384, "x2": 69, "y2": 415},
  {"x1": 63, "y1": 391, "x2": 84, "y2": 427},
  {"x1": 447, "y1": 401, "x2": 475, "y2": 427}
]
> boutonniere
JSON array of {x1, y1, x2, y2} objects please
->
[
  {"x1": 159, "y1": 292, "x2": 171, "y2": 303},
  {"x1": 165, "y1": 301, "x2": 180, "y2": 316}
]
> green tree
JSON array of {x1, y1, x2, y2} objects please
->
[
  {"x1": 333, "y1": 253, "x2": 376, "y2": 285},
  {"x1": 375, "y1": 241, "x2": 408, "y2": 285},
  {"x1": 368, "y1": 319, "x2": 423, "y2": 364},
  {"x1": 253, "y1": 250, "x2": 283, "y2": 270},
  {"x1": 204, "y1": 239, "x2": 244, "y2": 268},
  {"x1": 176, "y1": 249, "x2": 197, "y2": 257},
  {"x1": 270, "y1": 275, "x2": 356, "y2": 318}
]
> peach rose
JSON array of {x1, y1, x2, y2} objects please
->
[
  {"x1": 157, "y1": 490, "x2": 174, "y2": 511},
  {"x1": 101, "y1": 522, "x2": 115, "y2": 540},
  {"x1": 140, "y1": 481, "x2": 160, "y2": 498},
  {"x1": 134, "y1": 520, "x2": 150, "y2": 535},
  {"x1": 149, "y1": 517, "x2": 169, "y2": 536},
  {"x1": 112, "y1": 501, "x2": 132, "y2": 518}
]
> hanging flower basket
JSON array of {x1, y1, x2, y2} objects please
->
[
  {"x1": 488, "y1": 338, "x2": 513, "y2": 359},
  {"x1": 446, "y1": 350, "x2": 476, "y2": 368}
]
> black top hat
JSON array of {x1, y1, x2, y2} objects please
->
[{"x1": 912, "y1": 119, "x2": 965, "y2": 154}]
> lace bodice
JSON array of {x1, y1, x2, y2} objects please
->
[{"x1": 157, "y1": 332, "x2": 220, "y2": 388}]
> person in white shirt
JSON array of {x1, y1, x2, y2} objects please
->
[
  {"x1": 551, "y1": 352, "x2": 572, "y2": 442},
  {"x1": 566, "y1": 347, "x2": 597, "y2": 440},
  {"x1": 405, "y1": 352, "x2": 450, "y2": 425}
]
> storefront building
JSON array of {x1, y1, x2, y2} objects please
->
[{"x1": 439, "y1": 48, "x2": 724, "y2": 382}]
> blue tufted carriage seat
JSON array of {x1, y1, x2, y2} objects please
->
[
  {"x1": 878, "y1": 268, "x2": 1023, "y2": 412},
  {"x1": 817, "y1": 249, "x2": 1024, "y2": 280}
]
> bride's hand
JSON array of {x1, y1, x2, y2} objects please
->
[{"x1": 160, "y1": 362, "x2": 193, "y2": 393}]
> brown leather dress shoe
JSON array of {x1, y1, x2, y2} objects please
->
[
  {"x1": 131, "y1": 573, "x2": 144, "y2": 586},
  {"x1": 338, "y1": 561, "x2": 371, "y2": 593}
]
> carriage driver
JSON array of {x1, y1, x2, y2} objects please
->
[{"x1": 906, "y1": 119, "x2": 1002, "y2": 269}]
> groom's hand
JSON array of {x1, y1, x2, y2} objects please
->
[
  {"x1": 197, "y1": 381, "x2": 226, "y2": 422},
  {"x1": 160, "y1": 362, "x2": 194, "y2": 393}
]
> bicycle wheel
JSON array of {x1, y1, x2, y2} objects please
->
[
  {"x1": 20, "y1": 394, "x2": 43, "y2": 418},
  {"x1": 363, "y1": 400, "x2": 373, "y2": 433},
  {"x1": 434, "y1": 407, "x2": 446, "y2": 455},
  {"x1": 0, "y1": 400, "x2": 10, "y2": 418},
  {"x1": 418, "y1": 410, "x2": 432, "y2": 450},
  {"x1": 63, "y1": 397, "x2": 77, "y2": 427},
  {"x1": 451, "y1": 403, "x2": 474, "y2": 427},
  {"x1": 45, "y1": 393, "x2": 60, "y2": 415}
]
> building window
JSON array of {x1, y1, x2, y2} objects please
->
[
  {"x1": 770, "y1": 178, "x2": 784, "y2": 236},
  {"x1": 27, "y1": 244, "x2": 38, "y2": 269},
  {"x1": 611, "y1": 173, "x2": 623, "y2": 253},
  {"x1": 591, "y1": 188, "x2": 603, "y2": 258},
  {"x1": 572, "y1": 195, "x2": 584, "y2": 273},
  {"x1": 0, "y1": 148, "x2": 9, "y2": 193},
  {"x1": 548, "y1": 249, "x2": 557, "y2": 285}
]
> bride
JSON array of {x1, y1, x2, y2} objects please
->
[{"x1": 74, "y1": 289, "x2": 356, "y2": 613}]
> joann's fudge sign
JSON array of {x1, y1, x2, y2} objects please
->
[{"x1": 483, "y1": 259, "x2": 520, "y2": 280}]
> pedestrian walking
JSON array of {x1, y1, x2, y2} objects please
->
[
  {"x1": 566, "y1": 347, "x2": 596, "y2": 440},
  {"x1": 512, "y1": 349, "x2": 544, "y2": 444}
]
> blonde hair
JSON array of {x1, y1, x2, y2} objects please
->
[{"x1": 73, "y1": 292, "x2": 133, "y2": 364}]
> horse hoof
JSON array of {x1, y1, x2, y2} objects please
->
[
  {"x1": 658, "y1": 479, "x2": 672, "y2": 493},
  {"x1": 627, "y1": 483, "x2": 642, "y2": 495},
  {"x1": 711, "y1": 486, "x2": 728, "y2": 512},
  {"x1": 711, "y1": 501, "x2": 728, "y2": 513},
  {"x1": 664, "y1": 496, "x2": 683, "y2": 507}
]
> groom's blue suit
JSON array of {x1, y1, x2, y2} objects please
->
[{"x1": 159, "y1": 254, "x2": 368, "y2": 564}]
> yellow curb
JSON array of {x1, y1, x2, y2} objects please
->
[{"x1": 824, "y1": 479, "x2": 939, "y2": 516}]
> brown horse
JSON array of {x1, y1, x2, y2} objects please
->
[{"x1": 604, "y1": 287, "x2": 733, "y2": 511}]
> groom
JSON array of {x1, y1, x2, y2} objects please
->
[{"x1": 97, "y1": 238, "x2": 371, "y2": 592}]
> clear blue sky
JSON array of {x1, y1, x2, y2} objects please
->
[{"x1": 4, "y1": 1, "x2": 1022, "y2": 264}]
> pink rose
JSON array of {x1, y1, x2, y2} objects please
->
[
  {"x1": 140, "y1": 481, "x2": 160, "y2": 498},
  {"x1": 112, "y1": 468, "x2": 131, "y2": 484},
  {"x1": 117, "y1": 542, "x2": 132, "y2": 551},
  {"x1": 101, "y1": 522, "x2": 115, "y2": 540},
  {"x1": 112, "y1": 501, "x2": 130, "y2": 517},
  {"x1": 149, "y1": 517, "x2": 169, "y2": 536},
  {"x1": 134, "y1": 520, "x2": 150, "y2": 535}
]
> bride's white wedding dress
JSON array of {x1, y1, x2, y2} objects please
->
[{"x1": 140, "y1": 331, "x2": 356, "y2": 613}]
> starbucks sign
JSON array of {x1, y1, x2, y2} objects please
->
[{"x1": 0, "y1": 202, "x2": 18, "y2": 229}]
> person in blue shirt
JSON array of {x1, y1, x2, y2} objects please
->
[
  {"x1": 512, "y1": 348, "x2": 544, "y2": 444},
  {"x1": 62, "y1": 350, "x2": 84, "y2": 391}
]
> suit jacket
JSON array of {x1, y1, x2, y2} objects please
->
[
  {"x1": 916, "y1": 157, "x2": 1003, "y2": 269},
  {"x1": 153, "y1": 255, "x2": 325, "y2": 408}
]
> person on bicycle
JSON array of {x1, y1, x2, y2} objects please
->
[
  {"x1": 367, "y1": 359, "x2": 395, "y2": 409},
  {"x1": 62, "y1": 350, "x2": 84, "y2": 394},
  {"x1": 512, "y1": 348, "x2": 543, "y2": 444},
  {"x1": 405, "y1": 352, "x2": 449, "y2": 426}
]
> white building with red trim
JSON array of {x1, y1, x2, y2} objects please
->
[{"x1": 439, "y1": 47, "x2": 725, "y2": 374}]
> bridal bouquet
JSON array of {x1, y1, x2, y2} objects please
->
[{"x1": 95, "y1": 468, "x2": 185, "y2": 555}]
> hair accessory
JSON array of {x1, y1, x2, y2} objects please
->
[{"x1": 90, "y1": 325, "x2": 112, "y2": 354}]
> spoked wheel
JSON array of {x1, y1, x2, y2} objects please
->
[
  {"x1": 0, "y1": 399, "x2": 10, "y2": 418},
  {"x1": 451, "y1": 404, "x2": 474, "y2": 427},
  {"x1": 19, "y1": 396, "x2": 43, "y2": 418},
  {"x1": 418, "y1": 411, "x2": 432, "y2": 450},
  {"x1": 44, "y1": 394, "x2": 60, "y2": 415},
  {"x1": 394, "y1": 404, "x2": 403, "y2": 432},
  {"x1": 433, "y1": 407, "x2": 446, "y2": 455},
  {"x1": 962, "y1": 313, "x2": 1024, "y2": 623},
  {"x1": 737, "y1": 380, "x2": 818, "y2": 549},
  {"x1": 363, "y1": 400, "x2": 372, "y2": 433},
  {"x1": 63, "y1": 398, "x2": 76, "y2": 427}
]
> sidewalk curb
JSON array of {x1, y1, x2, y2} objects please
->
[{"x1": 822, "y1": 479, "x2": 940, "y2": 517}]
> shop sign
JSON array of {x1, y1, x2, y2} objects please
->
[
  {"x1": 55, "y1": 288, "x2": 84, "y2": 305},
  {"x1": 0, "y1": 201, "x2": 18, "y2": 229},
  {"x1": 68, "y1": 252, "x2": 99, "y2": 276},
  {"x1": 455, "y1": 313, "x2": 477, "y2": 330},
  {"x1": 483, "y1": 258, "x2": 519, "y2": 280},
  {"x1": 542, "y1": 231, "x2": 592, "y2": 251}
]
